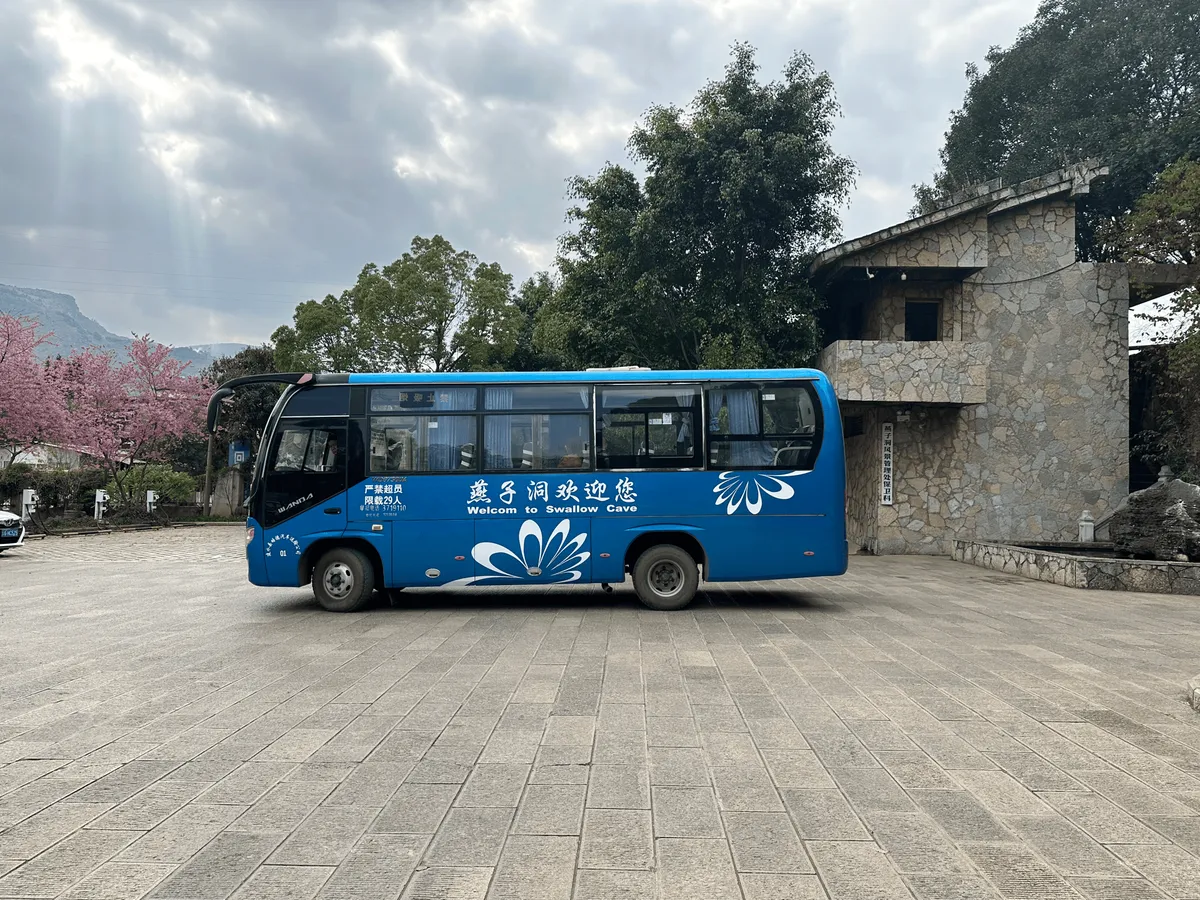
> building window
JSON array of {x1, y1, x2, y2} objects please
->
[{"x1": 905, "y1": 300, "x2": 941, "y2": 341}]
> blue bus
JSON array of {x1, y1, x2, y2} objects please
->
[{"x1": 207, "y1": 368, "x2": 847, "y2": 612}]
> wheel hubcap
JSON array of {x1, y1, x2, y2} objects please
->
[
  {"x1": 323, "y1": 562, "x2": 355, "y2": 600},
  {"x1": 648, "y1": 560, "x2": 684, "y2": 597}
]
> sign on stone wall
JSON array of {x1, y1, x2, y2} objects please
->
[{"x1": 881, "y1": 423, "x2": 894, "y2": 505}]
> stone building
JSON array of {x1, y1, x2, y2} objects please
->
[{"x1": 812, "y1": 161, "x2": 1189, "y2": 555}]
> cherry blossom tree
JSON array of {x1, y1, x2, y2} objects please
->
[
  {"x1": 57, "y1": 335, "x2": 212, "y2": 503},
  {"x1": 0, "y1": 315, "x2": 67, "y2": 464}
]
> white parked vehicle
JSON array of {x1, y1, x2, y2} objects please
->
[{"x1": 0, "y1": 510, "x2": 25, "y2": 553}]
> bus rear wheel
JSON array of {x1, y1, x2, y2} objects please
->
[
  {"x1": 313, "y1": 547, "x2": 374, "y2": 612},
  {"x1": 632, "y1": 545, "x2": 698, "y2": 611}
]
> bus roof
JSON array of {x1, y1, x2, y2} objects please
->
[{"x1": 335, "y1": 368, "x2": 828, "y2": 385}]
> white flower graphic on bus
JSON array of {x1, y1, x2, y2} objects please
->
[
  {"x1": 449, "y1": 519, "x2": 590, "y2": 585},
  {"x1": 713, "y1": 471, "x2": 804, "y2": 515}
]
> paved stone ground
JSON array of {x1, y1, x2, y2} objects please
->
[{"x1": 1, "y1": 528, "x2": 1200, "y2": 900}]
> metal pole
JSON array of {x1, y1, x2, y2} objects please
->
[{"x1": 203, "y1": 430, "x2": 215, "y2": 517}]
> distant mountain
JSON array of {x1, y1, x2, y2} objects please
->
[{"x1": 0, "y1": 283, "x2": 248, "y2": 369}]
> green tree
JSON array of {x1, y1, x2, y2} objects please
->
[
  {"x1": 1114, "y1": 158, "x2": 1200, "y2": 478},
  {"x1": 273, "y1": 236, "x2": 522, "y2": 373},
  {"x1": 915, "y1": 0, "x2": 1200, "y2": 259},
  {"x1": 512, "y1": 273, "x2": 566, "y2": 371},
  {"x1": 540, "y1": 43, "x2": 855, "y2": 370}
]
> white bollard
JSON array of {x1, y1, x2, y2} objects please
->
[
  {"x1": 94, "y1": 489, "x2": 108, "y2": 521},
  {"x1": 146, "y1": 490, "x2": 158, "y2": 513},
  {"x1": 1078, "y1": 510, "x2": 1095, "y2": 543}
]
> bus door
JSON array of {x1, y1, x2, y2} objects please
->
[{"x1": 259, "y1": 420, "x2": 348, "y2": 585}]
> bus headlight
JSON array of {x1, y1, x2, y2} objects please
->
[{"x1": 246, "y1": 527, "x2": 255, "y2": 546}]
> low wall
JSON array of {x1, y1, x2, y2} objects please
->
[{"x1": 953, "y1": 539, "x2": 1200, "y2": 595}]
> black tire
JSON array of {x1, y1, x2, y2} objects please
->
[
  {"x1": 312, "y1": 547, "x2": 375, "y2": 612},
  {"x1": 632, "y1": 544, "x2": 699, "y2": 611}
]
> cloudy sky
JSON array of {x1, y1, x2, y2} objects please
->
[{"x1": 1, "y1": 0, "x2": 1063, "y2": 348}]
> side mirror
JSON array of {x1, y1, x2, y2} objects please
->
[{"x1": 206, "y1": 387, "x2": 234, "y2": 434}]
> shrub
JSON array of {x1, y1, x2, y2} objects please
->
[{"x1": 106, "y1": 464, "x2": 197, "y2": 508}]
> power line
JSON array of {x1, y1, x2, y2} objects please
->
[{"x1": 0, "y1": 273, "x2": 333, "y2": 305}]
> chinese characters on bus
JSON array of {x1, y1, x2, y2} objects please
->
[{"x1": 466, "y1": 476, "x2": 638, "y2": 515}]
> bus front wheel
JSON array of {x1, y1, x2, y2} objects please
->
[
  {"x1": 632, "y1": 545, "x2": 698, "y2": 611},
  {"x1": 313, "y1": 547, "x2": 375, "y2": 612}
]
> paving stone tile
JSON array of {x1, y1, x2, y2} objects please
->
[
  {"x1": 87, "y1": 781, "x2": 209, "y2": 831},
  {"x1": 910, "y1": 789, "x2": 1013, "y2": 842},
  {"x1": 961, "y1": 842, "x2": 1085, "y2": 900},
  {"x1": 739, "y1": 873, "x2": 828, "y2": 899},
  {"x1": 60, "y1": 861, "x2": 176, "y2": 900},
  {"x1": 324, "y1": 760, "x2": 412, "y2": 807},
  {"x1": 487, "y1": 835, "x2": 578, "y2": 900},
  {"x1": 572, "y1": 869, "x2": 657, "y2": 900},
  {"x1": 780, "y1": 789, "x2": 871, "y2": 840},
  {"x1": 848, "y1": 720, "x2": 919, "y2": 751},
  {"x1": 648, "y1": 747, "x2": 708, "y2": 786},
  {"x1": 587, "y1": 765, "x2": 650, "y2": 810},
  {"x1": 722, "y1": 811, "x2": 812, "y2": 874},
  {"x1": 1108, "y1": 843, "x2": 1200, "y2": 897},
  {"x1": 984, "y1": 752, "x2": 1085, "y2": 792},
  {"x1": 423, "y1": 807, "x2": 513, "y2": 867},
  {"x1": 269, "y1": 805, "x2": 377, "y2": 866},
  {"x1": 910, "y1": 733, "x2": 997, "y2": 770},
  {"x1": 864, "y1": 811, "x2": 976, "y2": 875},
  {"x1": 903, "y1": 873, "x2": 1003, "y2": 899},
  {"x1": 745, "y1": 718, "x2": 809, "y2": 750},
  {"x1": 116, "y1": 803, "x2": 246, "y2": 864},
  {"x1": 196, "y1": 761, "x2": 297, "y2": 805},
  {"x1": 950, "y1": 769, "x2": 1052, "y2": 816},
  {"x1": 701, "y1": 732, "x2": 761, "y2": 766},
  {"x1": 477, "y1": 729, "x2": 542, "y2": 765},
  {"x1": 1003, "y1": 814, "x2": 1131, "y2": 877},
  {"x1": 875, "y1": 750, "x2": 962, "y2": 790},
  {"x1": 227, "y1": 864, "x2": 332, "y2": 900},
  {"x1": 454, "y1": 764, "x2": 528, "y2": 808},
  {"x1": 651, "y1": 786, "x2": 723, "y2": 838},
  {"x1": 405, "y1": 758, "x2": 472, "y2": 784},
  {"x1": 656, "y1": 838, "x2": 740, "y2": 900},
  {"x1": 67, "y1": 762, "x2": 180, "y2": 805},
  {"x1": 1067, "y1": 876, "x2": 1169, "y2": 899},
  {"x1": 0, "y1": 828, "x2": 139, "y2": 898},
  {"x1": 646, "y1": 717, "x2": 698, "y2": 748},
  {"x1": 513, "y1": 783, "x2": 585, "y2": 835},
  {"x1": 712, "y1": 765, "x2": 784, "y2": 811},
  {"x1": 149, "y1": 831, "x2": 284, "y2": 899},
  {"x1": 0, "y1": 801, "x2": 112, "y2": 859},
  {"x1": 1038, "y1": 792, "x2": 1166, "y2": 844},
  {"x1": 540, "y1": 716, "x2": 595, "y2": 747},
  {"x1": 580, "y1": 809, "x2": 653, "y2": 870},
  {"x1": 831, "y1": 767, "x2": 916, "y2": 813},
  {"x1": 316, "y1": 833, "x2": 427, "y2": 900},
  {"x1": 808, "y1": 839, "x2": 914, "y2": 899},
  {"x1": 806, "y1": 731, "x2": 881, "y2": 769},
  {"x1": 399, "y1": 866, "x2": 492, "y2": 899},
  {"x1": 761, "y1": 750, "x2": 836, "y2": 789},
  {"x1": 1071, "y1": 769, "x2": 1198, "y2": 817}
]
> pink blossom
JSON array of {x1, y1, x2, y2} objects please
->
[{"x1": 0, "y1": 315, "x2": 67, "y2": 463}]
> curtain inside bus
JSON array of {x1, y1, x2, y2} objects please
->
[
  {"x1": 709, "y1": 389, "x2": 773, "y2": 466},
  {"x1": 484, "y1": 387, "x2": 515, "y2": 469},
  {"x1": 432, "y1": 388, "x2": 475, "y2": 470}
]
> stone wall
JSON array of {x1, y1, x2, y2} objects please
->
[
  {"x1": 842, "y1": 213, "x2": 987, "y2": 269},
  {"x1": 954, "y1": 539, "x2": 1200, "y2": 595},
  {"x1": 829, "y1": 195, "x2": 1130, "y2": 554},
  {"x1": 817, "y1": 340, "x2": 988, "y2": 405},
  {"x1": 876, "y1": 407, "x2": 974, "y2": 555},
  {"x1": 844, "y1": 408, "x2": 880, "y2": 552},
  {"x1": 966, "y1": 199, "x2": 1129, "y2": 542}
]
